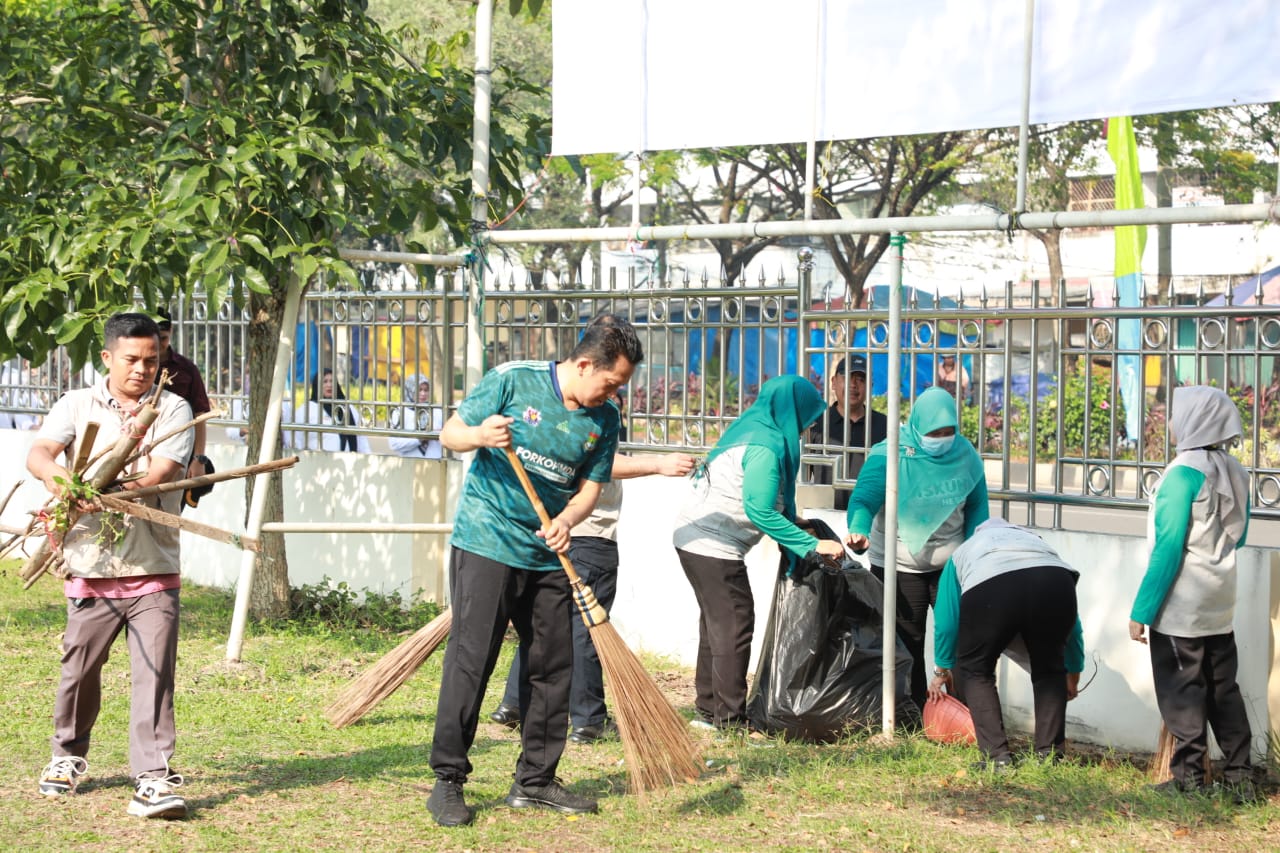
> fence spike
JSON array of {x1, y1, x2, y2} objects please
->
[
  {"x1": 1196, "y1": 277, "x2": 1206, "y2": 306},
  {"x1": 701, "y1": 267, "x2": 710, "y2": 287}
]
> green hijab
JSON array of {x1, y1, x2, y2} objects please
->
[
  {"x1": 705, "y1": 375, "x2": 827, "y2": 519},
  {"x1": 869, "y1": 387, "x2": 984, "y2": 553}
]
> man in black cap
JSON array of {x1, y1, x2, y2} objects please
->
[{"x1": 808, "y1": 354, "x2": 888, "y2": 511}]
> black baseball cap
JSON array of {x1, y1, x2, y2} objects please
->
[{"x1": 833, "y1": 354, "x2": 868, "y2": 375}]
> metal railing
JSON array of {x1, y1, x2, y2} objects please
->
[{"x1": 5, "y1": 256, "x2": 1280, "y2": 522}]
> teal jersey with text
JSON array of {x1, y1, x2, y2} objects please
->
[{"x1": 450, "y1": 361, "x2": 619, "y2": 570}]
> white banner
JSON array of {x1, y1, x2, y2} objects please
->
[{"x1": 552, "y1": 0, "x2": 1280, "y2": 154}]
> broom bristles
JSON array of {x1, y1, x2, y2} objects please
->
[
  {"x1": 589, "y1": 621, "x2": 704, "y2": 794},
  {"x1": 1150, "y1": 723, "x2": 1175, "y2": 782},
  {"x1": 325, "y1": 608, "x2": 452, "y2": 729}
]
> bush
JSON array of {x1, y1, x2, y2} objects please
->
[
  {"x1": 284, "y1": 577, "x2": 442, "y2": 634},
  {"x1": 1033, "y1": 364, "x2": 1123, "y2": 458}
]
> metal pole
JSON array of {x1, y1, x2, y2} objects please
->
[
  {"x1": 226, "y1": 274, "x2": 303, "y2": 661},
  {"x1": 467, "y1": 0, "x2": 494, "y2": 387},
  {"x1": 803, "y1": 0, "x2": 824, "y2": 222},
  {"x1": 631, "y1": 152, "x2": 642, "y2": 227},
  {"x1": 259, "y1": 522, "x2": 454, "y2": 534},
  {"x1": 337, "y1": 249, "x2": 465, "y2": 268},
  {"x1": 1014, "y1": 0, "x2": 1036, "y2": 213},
  {"x1": 483, "y1": 201, "x2": 1277, "y2": 245},
  {"x1": 881, "y1": 232, "x2": 905, "y2": 736}
]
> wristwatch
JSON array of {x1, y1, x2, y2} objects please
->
[{"x1": 933, "y1": 667, "x2": 950, "y2": 676}]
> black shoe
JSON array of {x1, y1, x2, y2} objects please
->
[
  {"x1": 970, "y1": 754, "x2": 1015, "y2": 775},
  {"x1": 1033, "y1": 748, "x2": 1066, "y2": 766},
  {"x1": 1214, "y1": 778, "x2": 1264, "y2": 805},
  {"x1": 1149, "y1": 777, "x2": 1206, "y2": 796},
  {"x1": 489, "y1": 704, "x2": 521, "y2": 730},
  {"x1": 505, "y1": 779, "x2": 598, "y2": 815},
  {"x1": 569, "y1": 718, "x2": 618, "y2": 744},
  {"x1": 427, "y1": 780, "x2": 474, "y2": 827}
]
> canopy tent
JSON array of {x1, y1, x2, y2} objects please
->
[{"x1": 1204, "y1": 265, "x2": 1280, "y2": 307}]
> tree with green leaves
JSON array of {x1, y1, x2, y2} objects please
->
[
  {"x1": 666, "y1": 133, "x2": 995, "y2": 303},
  {"x1": 970, "y1": 121, "x2": 1102, "y2": 288},
  {"x1": 0, "y1": 0, "x2": 547, "y2": 616},
  {"x1": 1136, "y1": 106, "x2": 1280, "y2": 299}
]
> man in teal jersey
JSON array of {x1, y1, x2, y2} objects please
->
[{"x1": 426, "y1": 316, "x2": 642, "y2": 827}]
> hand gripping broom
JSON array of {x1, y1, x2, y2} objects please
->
[{"x1": 501, "y1": 447, "x2": 704, "y2": 794}]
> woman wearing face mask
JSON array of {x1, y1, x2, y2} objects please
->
[{"x1": 845, "y1": 386, "x2": 989, "y2": 717}]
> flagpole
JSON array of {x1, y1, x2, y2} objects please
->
[{"x1": 1015, "y1": 0, "x2": 1036, "y2": 214}]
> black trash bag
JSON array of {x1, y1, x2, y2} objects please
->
[{"x1": 747, "y1": 517, "x2": 917, "y2": 742}]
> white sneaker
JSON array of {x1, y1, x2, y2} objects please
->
[
  {"x1": 128, "y1": 771, "x2": 188, "y2": 819},
  {"x1": 38, "y1": 755, "x2": 88, "y2": 797}
]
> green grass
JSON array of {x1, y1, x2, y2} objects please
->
[{"x1": 0, "y1": 563, "x2": 1275, "y2": 852}]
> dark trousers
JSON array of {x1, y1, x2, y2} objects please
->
[
  {"x1": 871, "y1": 565, "x2": 941, "y2": 711},
  {"x1": 953, "y1": 565, "x2": 1077, "y2": 760},
  {"x1": 676, "y1": 548, "x2": 754, "y2": 726},
  {"x1": 430, "y1": 548, "x2": 572, "y2": 787},
  {"x1": 54, "y1": 589, "x2": 180, "y2": 779},
  {"x1": 1149, "y1": 628, "x2": 1254, "y2": 786},
  {"x1": 502, "y1": 536, "x2": 619, "y2": 729}
]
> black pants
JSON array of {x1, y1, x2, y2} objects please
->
[
  {"x1": 953, "y1": 565, "x2": 1077, "y2": 760},
  {"x1": 430, "y1": 548, "x2": 572, "y2": 787},
  {"x1": 871, "y1": 565, "x2": 940, "y2": 712},
  {"x1": 1149, "y1": 628, "x2": 1253, "y2": 786},
  {"x1": 676, "y1": 548, "x2": 754, "y2": 727},
  {"x1": 502, "y1": 536, "x2": 619, "y2": 729}
]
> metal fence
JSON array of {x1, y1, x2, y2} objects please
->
[{"x1": 4, "y1": 257, "x2": 1280, "y2": 521}]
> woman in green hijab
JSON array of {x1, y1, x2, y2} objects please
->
[
  {"x1": 846, "y1": 386, "x2": 989, "y2": 715},
  {"x1": 673, "y1": 375, "x2": 844, "y2": 730}
]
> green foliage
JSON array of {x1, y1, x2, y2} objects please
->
[
  {"x1": 284, "y1": 576, "x2": 441, "y2": 634},
  {"x1": 1034, "y1": 364, "x2": 1123, "y2": 458},
  {"x1": 0, "y1": 1, "x2": 547, "y2": 367}
]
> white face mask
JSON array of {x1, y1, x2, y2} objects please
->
[{"x1": 918, "y1": 434, "x2": 955, "y2": 456}]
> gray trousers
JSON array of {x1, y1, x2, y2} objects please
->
[{"x1": 53, "y1": 589, "x2": 180, "y2": 779}]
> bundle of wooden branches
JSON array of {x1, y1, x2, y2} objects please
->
[{"x1": 0, "y1": 382, "x2": 298, "y2": 583}]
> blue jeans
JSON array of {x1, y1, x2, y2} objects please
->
[{"x1": 501, "y1": 536, "x2": 619, "y2": 730}]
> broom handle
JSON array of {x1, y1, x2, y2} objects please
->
[{"x1": 502, "y1": 447, "x2": 584, "y2": 585}]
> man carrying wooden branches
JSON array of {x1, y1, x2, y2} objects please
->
[
  {"x1": 27, "y1": 312, "x2": 194, "y2": 819},
  {"x1": 427, "y1": 316, "x2": 640, "y2": 827}
]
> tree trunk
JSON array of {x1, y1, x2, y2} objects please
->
[
  {"x1": 1032, "y1": 228, "x2": 1065, "y2": 294},
  {"x1": 243, "y1": 287, "x2": 292, "y2": 620}
]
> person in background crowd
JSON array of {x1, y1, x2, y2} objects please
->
[
  {"x1": 807, "y1": 354, "x2": 888, "y2": 511},
  {"x1": 1, "y1": 357, "x2": 45, "y2": 430},
  {"x1": 301, "y1": 368, "x2": 371, "y2": 453},
  {"x1": 673, "y1": 375, "x2": 843, "y2": 733},
  {"x1": 935, "y1": 353, "x2": 970, "y2": 402},
  {"x1": 846, "y1": 386, "x2": 989, "y2": 717},
  {"x1": 929, "y1": 518, "x2": 1084, "y2": 771},
  {"x1": 27, "y1": 312, "x2": 193, "y2": 819},
  {"x1": 490, "y1": 389, "x2": 696, "y2": 743},
  {"x1": 1129, "y1": 385, "x2": 1259, "y2": 803},
  {"x1": 389, "y1": 374, "x2": 444, "y2": 459},
  {"x1": 426, "y1": 317, "x2": 641, "y2": 827},
  {"x1": 155, "y1": 310, "x2": 211, "y2": 477}
]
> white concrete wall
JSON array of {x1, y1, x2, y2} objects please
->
[{"x1": 1, "y1": 428, "x2": 1274, "y2": 755}]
